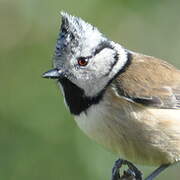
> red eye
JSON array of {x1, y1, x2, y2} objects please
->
[{"x1": 77, "y1": 57, "x2": 88, "y2": 66}]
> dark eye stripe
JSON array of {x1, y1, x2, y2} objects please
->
[{"x1": 94, "y1": 41, "x2": 113, "y2": 55}]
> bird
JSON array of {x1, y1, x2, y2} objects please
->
[{"x1": 42, "y1": 12, "x2": 180, "y2": 180}]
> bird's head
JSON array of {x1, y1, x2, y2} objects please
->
[{"x1": 43, "y1": 12, "x2": 128, "y2": 97}]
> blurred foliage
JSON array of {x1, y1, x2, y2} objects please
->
[{"x1": 1, "y1": 0, "x2": 180, "y2": 179}]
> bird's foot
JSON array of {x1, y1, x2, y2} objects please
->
[{"x1": 111, "y1": 159, "x2": 143, "y2": 180}]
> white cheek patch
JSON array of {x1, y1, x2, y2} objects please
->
[
  {"x1": 92, "y1": 48, "x2": 116, "y2": 76},
  {"x1": 74, "y1": 43, "x2": 128, "y2": 97}
]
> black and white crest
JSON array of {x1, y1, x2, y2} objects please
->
[{"x1": 55, "y1": 12, "x2": 106, "y2": 62}]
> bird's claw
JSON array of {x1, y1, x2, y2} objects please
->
[{"x1": 111, "y1": 159, "x2": 143, "y2": 180}]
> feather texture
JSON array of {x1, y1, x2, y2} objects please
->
[{"x1": 113, "y1": 52, "x2": 180, "y2": 109}]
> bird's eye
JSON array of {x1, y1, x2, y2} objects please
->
[{"x1": 77, "y1": 57, "x2": 89, "y2": 66}]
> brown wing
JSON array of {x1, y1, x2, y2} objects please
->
[{"x1": 113, "y1": 52, "x2": 180, "y2": 109}]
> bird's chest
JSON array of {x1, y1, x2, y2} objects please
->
[
  {"x1": 74, "y1": 99, "x2": 138, "y2": 157},
  {"x1": 75, "y1": 103, "x2": 113, "y2": 147},
  {"x1": 74, "y1": 97, "x2": 180, "y2": 165}
]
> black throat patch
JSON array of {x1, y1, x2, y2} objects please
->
[{"x1": 58, "y1": 78, "x2": 104, "y2": 115}]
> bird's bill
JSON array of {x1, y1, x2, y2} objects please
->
[{"x1": 42, "y1": 68, "x2": 62, "y2": 79}]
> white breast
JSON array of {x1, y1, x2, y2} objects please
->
[
  {"x1": 74, "y1": 99, "x2": 137, "y2": 161},
  {"x1": 75, "y1": 101, "x2": 113, "y2": 148},
  {"x1": 74, "y1": 97, "x2": 180, "y2": 166}
]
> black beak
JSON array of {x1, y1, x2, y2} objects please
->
[{"x1": 42, "y1": 68, "x2": 61, "y2": 79}]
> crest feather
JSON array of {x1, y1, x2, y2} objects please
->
[{"x1": 59, "y1": 12, "x2": 102, "y2": 38}]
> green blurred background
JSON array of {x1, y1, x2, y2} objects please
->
[{"x1": 1, "y1": 0, "x2": 180, "y2": 179}]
